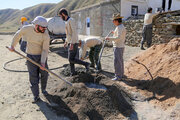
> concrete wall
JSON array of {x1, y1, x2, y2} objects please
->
[
  {"x1": 71, "y1": 5, "x2": 102, "y2": 36},
  {"x1": 101, "y1": 1, "x2": 121, "y2": 36},
  {"x1": 121, "y1": 0, "x2": 148, "y2": 19},
  {"x1": 71, "y1": 1, "x2": 121, "y2": 36}
]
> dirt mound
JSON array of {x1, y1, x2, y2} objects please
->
[
  {"x1": 126, "y1": 38, "x2": 180, "y2": 83},
  {"x1": 125, "y1": 38, "x2": 180, "y2": 107},
  {"x1": 46, "y1": 67, "x2": 136, "y2": 120}
]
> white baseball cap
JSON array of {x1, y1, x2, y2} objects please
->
[{"x1": 32, "y1": 16, "x2": 48, "y2": 27}]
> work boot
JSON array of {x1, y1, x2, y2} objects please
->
[
  {"x1": 32, "y1": 96, "x2": 40, "y2": 104},
  {"x1": 140, "y1": 44, "x2": 145, "y2": 50}
]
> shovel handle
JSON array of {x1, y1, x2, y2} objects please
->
[
  {"x1": 97, "y1": 31, "x2": 112, "y2": 66},
  {"x1": 6, "y1": 46, "x2": 73, "y2": 86}
]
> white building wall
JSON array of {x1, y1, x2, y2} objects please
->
[
  {"x1": 121, "y1": 0, "x2": 180, "y2": 19},
  {"x1": 121, "y1": 0, "x2": 148, "y2": 19},
  {"x1": 147, "y1": 0, "x2": 180, "y2": 12}
]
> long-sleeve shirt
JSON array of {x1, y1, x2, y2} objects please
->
[
  {"x1": 65, "y1": 17, "x2": 78, "y2": 44},
  {"x1": 11, "y1": 24, "x2": 50, "y2": 64},
  {"x1": 108, "y1": 24, "x2": 126, "y2": 48},
  {"x1": 144, "y1": 13, "x2": 158, "y2": 25},
  {"x1": 79, "y1": 38, "x2": 102, "y2": 59}
]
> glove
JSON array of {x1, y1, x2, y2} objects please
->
[
  {"x1": 8, "y1": 46, "x2": 15, "y2": 52},
  {"x1": 40, "y1": 63, "x2": 46, "y2": 71},
  {"x1": 69, "y1": 44, "x2": 74, "y2": 50}
]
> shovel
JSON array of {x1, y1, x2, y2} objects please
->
[
  {"x1": 97, "y1": 31, "x2": 112, "y2": 68},
  {"x1": 6, "y1": 46, "x2": 73, "y2": 86}
]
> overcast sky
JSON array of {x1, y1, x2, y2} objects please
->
[{"x1": 0, "y1": 0, "x2": 62, "y2": 10}]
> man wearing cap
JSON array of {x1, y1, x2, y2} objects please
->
[
  {"x1": 79, "y1": 38, "x2": 102, "y2": 72},
  {"x1": 19, "y1": 17, "x2": 29, "y2": 53},
  {"x1": 58, "y1": 8, "x2": 90, "y2": 76},
  {"x1": 8, "y1": 16, "x2": 50, "y2": 103},
  {"x1": 106, "y1": 13, "x2": 126, "y2": 81}
]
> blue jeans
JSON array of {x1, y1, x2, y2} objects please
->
[{"x1": 26, "y1": 54, "x2": 48, "y2": 98}]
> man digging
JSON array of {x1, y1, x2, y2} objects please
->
[
  {"x1": 8, "y1": 16, "x2": 50, "y2": 103},
  {"x1": 79, "y1": 38, "x2": 102, "y2": 73}
]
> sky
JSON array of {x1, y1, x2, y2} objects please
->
[{"x1": 0, "y1": 0, "x2": 62, "y2": 10}]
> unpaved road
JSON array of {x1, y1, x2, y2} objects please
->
[
  {"x1": 0, "y1": 35, "x2": 142, "y2": 120},
  {"x1": 1, "y1": 35, "x2": 179, "y2": 120}
]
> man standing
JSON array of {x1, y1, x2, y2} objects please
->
[
  {"x1": 58, "y1": 8, "x2": 90, "y2": 76},
  {"x1": 162, "y1": 0, "x2": 172, "y2": 12},
  {"x1": 106, "y1": 13, "x2": 126, "y2": 81},
  {"x1": 141, "y1": 7, "x2": 159, "y2": 50},
  {"x1": 8, "y1": 16, "x2": 50, "y2": 103},
  {"x1": 79, "y1": 38, "x2": 102, "y2": 72}
]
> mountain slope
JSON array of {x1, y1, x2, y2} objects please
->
[{"x1": 0, "y1": 0, "x2": 102, "y2": 32}]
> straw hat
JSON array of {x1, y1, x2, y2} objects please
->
[{"x1": 111, "y1": 13, "x2": 124, "y2": 20}]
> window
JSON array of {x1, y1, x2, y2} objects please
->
[{"x1": 131, "y1": 5, "x2": 138, "y2": 16}]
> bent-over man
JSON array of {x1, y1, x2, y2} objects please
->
[{"x1": 79, "y1": 38, "x2": 102, "y2": 72}]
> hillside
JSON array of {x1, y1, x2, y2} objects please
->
[
  {"x1": 0, "y1": 0, "x2": 102, "y2": 33},
  {"x1": 0, "y1": 3, "x2": 56, "y2": 32}
]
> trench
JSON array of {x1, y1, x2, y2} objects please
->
[
  {"x1": 45, "y1": 66, "x2": 176, "y2": 120},
  {"x1": 44, "y1": 66, "x2": 140, "y2": 120}
]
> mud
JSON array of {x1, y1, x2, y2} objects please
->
[{"x1": 46, "y1": 67, "x2": 135, "y2": 120}]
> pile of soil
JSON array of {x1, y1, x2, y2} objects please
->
[
  {"x1": 125, "y1": 38, "x2": 180, "y2": 108},
  {"x1": 46, "y1": 67, "x2": 136, "y2": 120}
]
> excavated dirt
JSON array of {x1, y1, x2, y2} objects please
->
[
  {"x1": 46, "y1": 67, "x2": 136, "y2": 120},
  {"x1": 125, "y1": 38, "x2": 180, "y2": 109}
]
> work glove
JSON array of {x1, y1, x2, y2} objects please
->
[
  {"x1": 69, "y1": 44, "x2": 74, "y2": 50},
  {"x1": 8, "y1": 46, "x2": 15, "y2": 52},
  {"x1": 40, "y1": 63, "x2": 46, "y2": 71}
]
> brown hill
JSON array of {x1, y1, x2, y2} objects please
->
[{"x1": 0, "y1": 0, "x2": 102, "y2": 32}]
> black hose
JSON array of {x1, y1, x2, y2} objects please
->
[{"x1": 3, "y1": 57, "x2": 64, "y2": 72}]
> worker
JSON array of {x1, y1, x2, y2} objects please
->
[
  {"x1": 58, "y1": 8, "x2": 90, "y2": 76},
  {"x1": 105, "y1": 13, "x2": 126, "y2": 81},
  {"x1": 79, "y1": 38, "x2": 102, "y2": 72},
  {"x1": 162, "y1": 0, "x2": 172, "y2": 12},
  {"x1": 8, "y1": 16, "x2": 50, "y2": 103},
  {"x1": 140, "y1": 7, "x2": 159, "y2": 50},
  {"x1": 19, "y1": 17, "x2": 29, "y2": 53}
]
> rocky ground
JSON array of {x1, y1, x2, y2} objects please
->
[{"x1": 0, "y1": 35, "x2": 179, "y2": 120}]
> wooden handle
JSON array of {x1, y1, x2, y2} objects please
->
[{"x1": 6, "y1": 46, "x2": 72, "y2": 86}]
